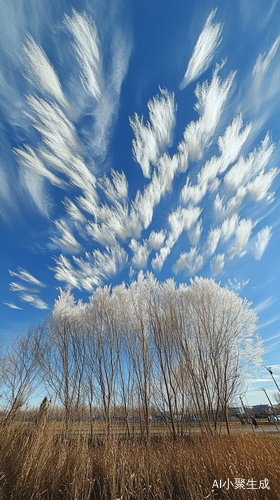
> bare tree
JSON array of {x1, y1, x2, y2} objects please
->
[
  {"x1": 84, "y1": 286, "x2": 120, "y2": 437},
  {"x1": 31, "y1": 272, "x2": 263, "y2": 440},
  {"x1": 40, "y1": 290, "x2": 86, "y2": 433},
  {"x1": 2, "y1": 326, "x2": 45, "y2": 425},
  {"x1": 148, "y1": 278, "x2": 183, "y2": 439},
  {"x1": 175, "y1": 277, "x2": 264, "y2": 435},
  {"x1": 124, "y1": 273, "x2": 155, "y2": 438}
]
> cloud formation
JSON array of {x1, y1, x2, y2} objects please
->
[
  {"x1": 180, "y1": 9, "x2": 223, "y2": 89},
  {"x1": 228, "y1": 219, "x2": 253, "y2": 260},
  {"x1": 23, "y1": 35, "x2": 69, "y2": 108},
  {"x1": 9, "y1": 268, "x2": 46, "y2": 287},
  {"x1": 8, "y1": 267, "x2": 47, "y2": 309},
  {"x1": 129, "y1": 239, "x2": 151, "y2": 269},
  {"x1": 226, "y1": 278, "x2": 250, "y2": 293},
  {"x1": 179, "y1": 63, "x2": 236, "y2": 163},
  {"x1": 152, "y1": 206, "x2": 202, "y2": 272},
  {"x1": 64, "y1": 10, "x2": 103, "y2": 102},
  {"x1": 255, "y1": 296, "x2": 276, "y2": 313},
  {"x1": 20, "y1": 294, "x2": 49, "y2": 309},
  {"x1": 130, "y1": 89, "x2": 177, "y2": 178},
  {"x1": 51, "y1": 219, "x2": 82, "y2": 254},
  {"x1": 253, "y1": 36, "x2": 280, "y2": 91},
  {"x1": 210, "y1": 253, "x2": 225, "y2": 276},
  {"x1": 54, "y1": 245, "x2": 128, "y2": 291},
  {"x1": 2, "y1": 3, "x2": 279, "y2": 308},
  {"x1": 173, "y1": 246, "x2": 204, "y2": 275},
  {"x1": 254, "y1": 226, "x2": 272, "y2": 260},
  {"x1": 3, "y1": 302, "x2": 24, "y2": 310}
]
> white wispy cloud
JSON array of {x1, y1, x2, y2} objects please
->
[
  {"x1": 20, "y1": 294, "x2": 49, "y2": 309},
  {"x1": 247, "y1": 167, "x2": 278, "y2": 202},
  {"x1": 23, "y1": 35, "x2": 68, "y2": 108},
  {"x1": 197, "y1": 155, "x2": 222, "y2": 188},
  {"x1": 249, "y1": 378, "x2": 272, "y2": 384},
  {"x1": 151, "y1": 246, "x2": 171, "y2": 273},
  {"x1": 98, "y1": 170, "x2": 128, "y2": 205},
  {"x1": 54, "y1": 245, "x2": 128, "y2": 291},
  {"x1": 224, "y1": 186, "x2": 248, "y2": 217},
  {"x1": 255, "y1": 296, "x2": 276, "y2": 313},
  {"x1": 3, "y1": 302, "x2": 24, "y2": 310},
  {"x1": 220, "y1": 214, "x2": 239, "y2": 241},
  {"x1": 224, "y1": 133, "x2": 275, "y2": 191},
  {"x1": 64, "y1": 9, "x2": 132, "y2": 159},
  {"x1": 96, "y1": 201, "x2": 141, "y2": 241},
  {"x1": 85, "y1": 27, "x2": 132, "y2": 158},
  {"x1": 9, "y1": 268, "x2": 46, "y2": 287},
  {"x1": 179, "y1": 9, "x2": 223, "y2": 89},
  {"x1": 52, "y1": 254, "x2": 82, "y2": 289},
  {"x1": 265, "y1": 340, "x2": 280, "y2": 352},
  {"x1": 206, "y1": 227, "x2": 221, "y2": 256},
  {"x1": 14, "y1": 144, "x2": 65, "y2": 187},
  {"x1": 16, "y1": 91, "x2": 99, "y2": 213},
  {"x1": 189, "y1": 219, "x2": 203, "y2": 245},
  {"x1": 264, "y1": 331, "x2": 280, "y2": 343},
  {"x1": 181, "y1": 176, "x2": 208, "y2": 205},
  {"x1": 19, "y1": 17, "x2": 130, "y2": 218},
  {"x1": 210, "y1": 253, "x2": 225, "y2": 276},
  {"x1": 221, "y1": 186, "x2": 247, "y2": 218},
  {"x1": 20, "y1": 170, "x2": 51, "y2": 218},
  {"x1": 253, "y1": 36, "x2": 280, "y2": 90},
  {"x1": 51, "y1": 219, "x2": 82, "y2": 253},
  {"x1": 228, "y1": 218, "x2": 253, "y2": 259},
  {"x1": 0, "y1": 165, "x2": 12, "y2": 220},
  {"x1": 226, "y1": 278, "x2": 250, "y2": 293},
  {"x1": 169, "y1": 205, "x2": 202, "y2": 234},
  {"x1": 87, "y1": 144, "x2": 182, "y2": 249},
  {"x1": 129, "y1": 239, "x2": 151, "y2": 269},
  {"x1": 254, "y1": 226, "x2": 272, "y2": 260},
  {"x1": 62, "y1": 198, "x2": 86, "y2": 223},
  {"x1": 76, "y1": 245, "x2": 128, "y2": 286},
  {"x1": 152, "y1": 205, "x2": 202, "y2": 271},
  {"x1": 173, "y1": 247, "x2": 204, "y2": 275},
  {"x1": 9, "y1": 282, "x2": 39, "y2": 293},
  {"x1": 8, "y1": 266, "x2": 47, "y2": 311},
  {"x1": 157, "y1": 153, "x2": 180, "y2": 194},
  {"x1": 18, "y1": 93, "x2": 102, "y2": 212},
  {"x1": 0, "y1": 166, "x2": 10, "y2": 202},
  {"x1": 181, "y1": 115, "x2": 251, "y2": 207},
  {"x1": 179, "y1": 63, "x2": 236, "y2": 161},
  {"x1": 64, "y1": 10, "x2": 102, "y2": 102},
  {"x1": 148, "y1": 230, "x2": 166, "y2": 250},
  {"x1": 131, "y1": 173, "x2": 162, "y2": 230},
  {"x1": 217, "y1": 114, "x2": 252, "y2": 174},
  {"x1": 130, "y1": 88, "x2": 177, "y2": 178},
  {"x1": 26, "y1": 95, "x2": 79, "y2": 158},
  {"x1": 259, "y1": 315, "x2": 280, "y2": 329},
  {"x1": 86, "y1": 220, "x2": 117, "y2": 246}
]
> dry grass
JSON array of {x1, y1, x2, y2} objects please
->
[{"x1": 0, "y1": 421, "x2": 279, "y2": 499}]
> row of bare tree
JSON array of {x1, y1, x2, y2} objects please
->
[{"x1": 0, "y1": 273, "x2": 264, "y2": 437}]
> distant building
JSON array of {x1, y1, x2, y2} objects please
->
[
  {"x1": 229, "y1": 406, "x2": 243, "y2": 416},
  {"x1": 252, "y1": 404, "x2": 271, "y2": 415}
]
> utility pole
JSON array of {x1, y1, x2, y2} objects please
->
[
  {"x1": 259, "y1": 387, "x2": 280, "y2": 432},
  {"x1": 240, "y1": 396, "x2": 255, "y2": 433},
  {"x1": 265, "y1": 367, "x2": 280, "y2": 393}
]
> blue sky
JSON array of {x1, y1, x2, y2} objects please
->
[{"x1": 0, "y1": 0, "x2": 280, "y2": 405}]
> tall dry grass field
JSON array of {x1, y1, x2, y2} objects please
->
[{"x1": 0, "y1": 421, "x2": 279, "y2": 499}]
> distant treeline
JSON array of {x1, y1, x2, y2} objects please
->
[{"x1": 1, "y1": 273, "x2": 263, "y2": 438}]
